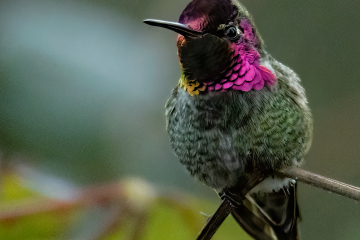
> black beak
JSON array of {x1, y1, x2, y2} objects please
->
[{"x1": 143, "y1": 19, "x2": 204, "y2": 38}]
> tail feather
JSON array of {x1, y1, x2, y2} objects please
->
[
  {"x1": 231, "y1": 203, "x2": 274, "y2": 240},
  {"x1": 229, "y1": 182, "x2": 300, "y2": 240},
  {"x1": 250, "y1": 182, "x2": 300, "y2": 240}
]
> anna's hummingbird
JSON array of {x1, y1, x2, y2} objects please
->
[{"x1": 145, "y1": 0, "x2": 313, "y2": 239}]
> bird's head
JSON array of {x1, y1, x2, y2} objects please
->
[{"x1": 144, "y1": 0, "x2": 276, "y2": 96}]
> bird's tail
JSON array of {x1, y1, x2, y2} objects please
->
[{"x1": 231, "y1": 182, "x2": 300, "y2": 240}]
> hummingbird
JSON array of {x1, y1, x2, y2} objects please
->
[{"x1": 144, "y1": 0, "x2": 313, "y2": 239}]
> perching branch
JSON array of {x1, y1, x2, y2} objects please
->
[
  {"x1": 195, "y1": 166, "x2": 360, "y2": 240},
  {"x1": 276, "y1": 166, "x2": 360, "y2": 201},
  {"x1": 196, "y1": 199, "x2": 232, "y2": 240}
]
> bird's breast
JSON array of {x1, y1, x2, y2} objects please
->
[{"x1": 166, "y1": 77, "x2": 312, "y2": 190}]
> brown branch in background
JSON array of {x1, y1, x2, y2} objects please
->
[
  {"x1": 0, "y1": 182, "x2": 125, "y2": 222},
  {"x1": 277, "y1": 167, "x2": 360, "y2": 201},
  {"x1": 0, "y1": 199, "x2": 75, "y2": 222}
]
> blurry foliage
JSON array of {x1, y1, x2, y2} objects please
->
[{"x1": 0, "y1": 170, "x2": 251, "y2": 240}]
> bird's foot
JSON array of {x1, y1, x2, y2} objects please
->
[{"x1": 218, "y1": 190, "x2": 243, "y2": 207}]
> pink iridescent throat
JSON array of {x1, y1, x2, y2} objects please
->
[{"x1": 204, "y1": 43, "x2": 276, "y2": 92}]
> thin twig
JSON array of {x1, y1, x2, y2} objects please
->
[
  {"x1": 196, "y1": 199, "x2": 232, "y2": 240},
  {"x1": 277, "y1": 167, "x2": 360, "y2": 201}
]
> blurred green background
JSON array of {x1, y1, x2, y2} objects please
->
[{"x1": 0, "y1": 0, "x2": 360, "y2": 239}]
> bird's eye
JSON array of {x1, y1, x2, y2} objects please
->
[{"x1": 226, "y1": 26, "x2": 238, "y2": 40}]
